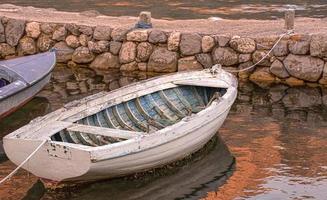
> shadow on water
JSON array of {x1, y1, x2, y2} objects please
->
[
  {"x1": 23, "y1": 135, "x2": 235, "y2": 200},
  {"x1": 1, "y1": 65, "x2": 327, "y2": 199}
]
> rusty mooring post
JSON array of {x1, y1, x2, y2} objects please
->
[
  {"x1": 135, "y1": 11, "x2": 152, "y2": 29},
  {"x1": 285, "y1": 9, "x2": 295, "y2": 31}
]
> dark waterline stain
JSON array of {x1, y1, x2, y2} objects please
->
[
  {"x1": 0, "y1": 65, "x2": 327, "y2": 199},
  {"x1": 1, "y1": 0, "x2": 327, "y2": 19}
]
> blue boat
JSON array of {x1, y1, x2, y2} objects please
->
[{"x1": 0, "y1": 51, "x2": 56, "y2": 119}]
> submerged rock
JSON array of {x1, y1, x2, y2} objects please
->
[
  {"x1": 282, "y1": 87, "x2": 322, "y2": 108},
  {"x1": 53, "y1": 41, "x2": 74, "y2": 63},
  {"x1": 90, "y1": 52, "x2": 119, "y2": 70},
  {"x1": 249, "y1": 67, "x2": 275, "y2": 88}
]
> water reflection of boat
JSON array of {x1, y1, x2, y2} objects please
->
[
  {"x1": 0, "y1": 52, "x2": 56, "y2": 119},
  {"x1": 25, "y1": 135, "x2": 235, "y2": 200},
  {"x1": 4, "y1": 69, "x2": 237, "y2": 183}
]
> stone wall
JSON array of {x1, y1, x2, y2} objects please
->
[{"x1": 0, "y1": 16, "x2": 327, "y2": 88}]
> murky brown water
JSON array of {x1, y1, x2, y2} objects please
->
[
  {"x1": 0, "y1": 65, "x2": 327, "y2": 200},
  {"x1": 1, "y1": 0, "x2": 327, "y2": 19}
]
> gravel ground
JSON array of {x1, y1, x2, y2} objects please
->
[{"x1": 0, "y1": 4, "x2": 326, "y2": 36}]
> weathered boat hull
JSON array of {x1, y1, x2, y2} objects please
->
[
  {"x1": 0, "y1": 73, "x2": 51, "y2": 119},
  {"x1": 4, "y1": 70, "x2": 237, "y2": 183},
  {"x1": 0, "y1": 51, "x2": 56, "y2": 118}
]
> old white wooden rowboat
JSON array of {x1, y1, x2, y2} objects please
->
[
  {"x1": 0, "y1": 51, "x2": 56, "y2": 119},
  {"x1": 3, "y1": 68, "x2": 237, "y2": 182}
]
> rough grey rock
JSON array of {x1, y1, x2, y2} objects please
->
[
  {"x1": 17, "y1": 36, "x2": 36, "y2": 56},
  {"x1": 252, "y1": 50, "x2": 271, "y2": 66},
  {"x1": 319, "y1": 62, "x2": 327, "y2": 85},
  {"x1": 88, "y1": 40, "x2": 109, "y2": 53},
  {"x1": 180, "y1": 33, "x2": 202, "y2": 56},
  {"x1": 272, "y1": 40, "x2": 288, "y2": 56},
  {"x1": 239, "y1": 54, "x2": 251, "y2": 63},
  {"x1": 111, "y1": 27, "x2": 129, "y2": 41},
  {"x1": 310, "y1": 34, "x2": 327, "y2": 58},
  {"x1": 323, "y1": 88, "x2": 327, "y2": 106},
  {"x1": 178, "y1": 56, "x2": 203, "y2": 71},
  {"x1": 288, "y1": 35, "x2": 310, "y2": 55},
  {"x1": 167, "y1": 32, "x2": 180, "y2": 51},
  {"x1": 25, "y1": 22, "x2": 41, "y2": 39},
  {"x1": 213, "y1": 35, "x2": 230, "y2": 47},
  {"x1": 72, "y1": 46, "x2": 95, "y2": 63},
  {"x1": 65, "y1": 35, "x2": 80, "y2": 48},
  {"x1": 93, "y1": 26, "x2": 111, "y2": 41},
  {"x1": 109, "y1": 41, "x2": 122, "y2": 55},
  {"x1": 65, "y1": 23, "x2": 80, "y2": 35},
  {"x1": 0, "y1": 43, "x2": 15, "y2": 58},
  {"x1": 40, "y1": 23, "x2": 56, "y2": 34},
  {"x1": 148, "y1": 30, "x2": 167, "y2": 44},
  {"x1": 212, "y1": 47, "x2": 238, "y2": 66},
  {"x1": 90, "y1": 52, "x2": 119, "y2": 70},
  {"x1": 148, "y1": 47, "x2": 178, "y2": 72},
  {"x1": 283, "y1": 54, "x2": 324, "y2": 82},
  {"x1": 120, "y1": 61, "x2": 138, "y2": 71},
  {"x1": 255, "y1": 36, "x2": 278, "y2": 50},
  {"x1": 52, "y1": 26, "x2": 67, "y2": 41},
  {"x1": 79, "y1": 34, "x2": 91, "y2": 47},
  {"x1": 282, "y1": 87, "x2": 322, "y2": 108},
  {"x1": 53, "y1": 41, "x2": 74, "y2": 62},
  {"x1": 5, "y1": 19, "x2": 25, "y2": 46},
  {"x1": 195, "y1": 53, "x2": 213, "y2": 68},
  {"x1": 119, "y1": 42, "x2": 137, "y2": 64},
  {"x1": 138, "y1": 63, "x2": 147, "y2": 71},
  {"x1": 0, "y1": 20, "x2": 4, "y2": 43},
  {"x1": 79, "y1": 25, "x2": 93, "y2": 36},
  {"x1": 137, "y1": 42, "x2": 153, "y2": 62},
  {"x1": 270, "y1": 59, "x2": 290, "y2": 78},
  {"x1": 229, "y1": 37, "x2": 256, "y2": 53},
  {"x1": 201, "y1": 36, "x2": 215, "y2": 53},
  {"x1": 126, "y1": 29, "x2": 148, "y2": 42}
]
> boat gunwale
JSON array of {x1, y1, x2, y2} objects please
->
[{"x1": 4, "y1": 70, "x2": 236, "y2": 141}]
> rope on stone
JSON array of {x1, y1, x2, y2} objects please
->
[
  {"x1": 220, "y1": 31, "x2": 292, "y2": 73},
  {"x1": 0, "y1": 140, "x2": 47, "y2": 185}
]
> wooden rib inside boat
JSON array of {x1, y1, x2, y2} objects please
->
[
  {"x1": 3, "y1": 69, "x2": 238, "y2": 183},
  {"x1": 52, "y1": 86, "x2": 227, "y2": 146}
]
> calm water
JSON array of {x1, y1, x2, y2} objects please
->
[
  {"x1": 0, "y1": 65, "x2": 327, "y2": 200},
  {"x1": 1, "y1": 0, "x2": 327, "y2": 19}
]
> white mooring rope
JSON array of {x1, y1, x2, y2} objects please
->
[{"x1": 0, "y1": 140, "x2": 47, "y2": 185}]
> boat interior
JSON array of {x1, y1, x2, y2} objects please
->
[{"x1": 51, "y1": 86, "x2": 227, "y2": 146}]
